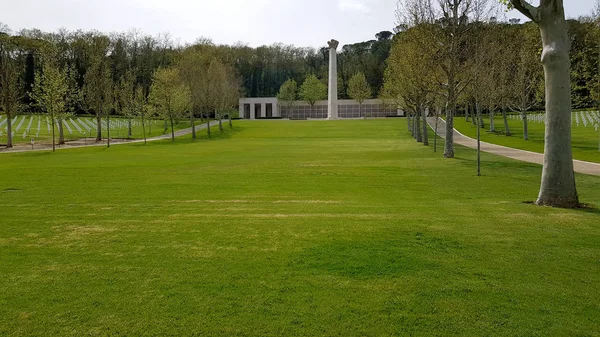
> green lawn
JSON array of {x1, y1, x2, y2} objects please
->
[
  {"x1": 453, "y1": 112, "x2": 600, "y2": 163},
  {"x1": 1, "y1": 120, "x2": 599, "y2": 336},
  {"x1": 0, "y1": 115, "x2": 199, "y2": 145}
]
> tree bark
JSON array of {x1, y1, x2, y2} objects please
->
[
  {"x1": 477, "y1": 102, "x2": 481, "y2": 177},
  {"x1": 142, "y1": 116, "x2": 147, "y2": 144},
  {"x1": 106, "y1": 114, "x2": 110, "y2": 148},
  {"x1": 489, "y1": 106, "x2": 495, "y2": 132},
  {"x1": 191, "y1": 109, "x2": 196, "y2": 139},
  {"x1": 522, "y1": 111, "x2": 529, "y2": 140},
  {"x1": 128, "y1": 118, "x2": 132, "y2": 138},
  {"x1": 502, "y1": 106, "x2": 511, "y2": 136},
  {"x1": 96, "y1": 115, "x2": 102, "y2": 141},
  {"x1": 416, "y1": 109, "x2": 422, "y2": 143},
  {"x1": 444, "y1": 104, "x2": 455, "y2": 158},
  {"x1": 536, "y1": 1, "x2": 579, "y2": 207},
  {"x1": 422, "y1": 106, "x2": 429, "y2": 146},
  {"x1": 218, "y1": 112, "x2": 223, "y2": 132},
  {"x1": 51, "y1": 116, "x2": 56, "y2": 152},
  {"x1": 434, "y1": 108, "x2": 440, "y2": 153},
  {"x1": 206, "y1": 112, "x2": 211, "y2": 137},
  {"x1": 465, "y1": 105, "x2": 471, "y2": 122},
  {"x1": 228, "y1": 114, "x2": 233, "y2": 129},
  {"x1": 6, "y1": 112, "x2": 13, "y2": 148},
  {"x1": 58, "y1": 119, "x2": 65, "y2": 145}
]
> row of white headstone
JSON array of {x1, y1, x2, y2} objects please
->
[
  {"x1": 508, "y1": 111, "x2": 600, "y2": 131},
  {"x1": 1, "y1": 115, "x2": 162, "y2": 140}
]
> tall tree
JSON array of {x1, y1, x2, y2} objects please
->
[
  {"x1": 506, "y1": 22, "x2": 543, "y2": 141},
  {"x1": 208, "y1": 58, "x2": 228, "y2": 132},
  {"x1": 347, "y1": 72, "x2": 372, "y2": 118},
  {"x1": 30, "y1": 58, "x2": 68, "y2": 152},
  {"x1": 277, "y1": 79, "x2": 298, "y2": 116},
  {"x1": 0, "y1": 33, "x2": 23, "y2": 148},
  {"x1": 149, "y1": 67, "x2": 191, "y2": 142},
  {"x1": 299, "y1": 74, "x2": 327, "y2": 116},
  {"x1": 82, "y1": 36, "x2": 113, "y2": 143},
  {"x1": 114, "y1": 70, "x2": 137, "y2": 138},
  {"x1": 505, "y1": 0, "x2": 579, "y2": 207},
  {"x1": 133, "y1": 86, "x2": 151, "y2": 144}
]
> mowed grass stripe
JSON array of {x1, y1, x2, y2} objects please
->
[{"x1": 0, "y1": 120, "x2": 599, "y2": 336}]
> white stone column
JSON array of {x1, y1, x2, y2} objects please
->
[
  {"x1": 239, "y1": 100, "x2": 244, "y2": 119},
  {"x1": 250, "y1": 103, "x2": 256, "y2": 120},
  {"x1": 327, "y1": 39, "x2": 339, "y2": 120}
]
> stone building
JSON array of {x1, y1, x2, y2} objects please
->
[
  {"x1": 238, "y1": 98, "x2": 402, "y2": 120},
  {"x1": 238, "y1": 39, "x2": 402, "y2": 120}
]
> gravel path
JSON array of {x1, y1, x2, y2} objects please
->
[
  {"x1": 427, "y1": 117, "x2": 600, "y2": 176},
  {"x1": 0, "y1": 120, "x2": 223, "y2": 154}
]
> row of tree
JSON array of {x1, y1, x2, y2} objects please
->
[
  {"x1": 276, "y1": 72, "x2": 372, "y2": 116},
  {"x1": 386, "y1": 0, "x2": 593, "y2": 208},
  {"x1": 0, "y1": 25, "x2": 241, "y2": 149}
]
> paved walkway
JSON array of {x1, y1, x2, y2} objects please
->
[
  {"x1": 427, "y1": 117, "x2": 600, "y2": 176},
  {"x1": 0, "y1": 120, "x2": 223, "y2": 154}
]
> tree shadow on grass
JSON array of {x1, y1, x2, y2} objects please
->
[
  {"x1": 293, "y1": 234, "x2": 464, "y2": 280},
  {"x1": 521, "y1": 201, "x2": 600, "y2": 214},
  {"x1": 129, "y1": 127, "x2": 243, "y2": 148}
]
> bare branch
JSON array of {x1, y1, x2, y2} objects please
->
[{"x1": 510, "y1": 0, "x2": 540, "y2": 22}]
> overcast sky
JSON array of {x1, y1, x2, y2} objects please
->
[{"x1": 1, "y1": 0, "x2": 596, "y2": 48}]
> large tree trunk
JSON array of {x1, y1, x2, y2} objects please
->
[
  {"x1": 6, "y1": 112, "x2": 13, "y2": 148},
  {"x1": 476, "y1": 102, "x2": 481, "y2": 177},
  {"x1": 218, "y1": 112, "x2": 223, "y2": 132},
  {"x1": 206, "y1": 112, "x2": 211, "y2": 137},
  {"x1": 536, "y1": 1, "x2": 578, "y2": 207},
  {"x1": 128, "y1": 118, "x2": 132, "y2": 138},
  {"x1": 522, "y1": 111, "x2": 529, "y2": 140},
  {"x1": 142, "y1": 116, "x2": 147, "y2": 144},
  {"x1": 51, "y1": 117, "x2": 56, "y2": 152},
  {"x1": 502, "y1": 106, "x2": 511, "y2": 136},
  {"x1": 465, "y1": 105, "x2": 471, "y2": 122},
  {"x1": 444, "y1": 87, "x2": 456, "y2": 158},
  {"x1": 58, "y1": 119, "x2": 65, "y2": 145},
  {"x1": 228, "y1": 114, "x2": 233, "y2": 129},
  {"x1": 106, "y1": 114, "x2": 111, "y2": 148},
  {"x1": 434, "y1": 108, "x2": 440, "y2": 153},
  {"x1": 422, "y1": 106, "x2": 429, "y2": 146},
  {"x1": 191, "y1": 108, "x2": 196, "y2": 139},
  {"x1": 96, "y1": 115, "x2": 102, "y2": 141},
  {"x1": 416, "y1": 109, "x2": 422, "y2": 143},
  {"x1": 170, "y1": 112, "x2": 175, "y2": 142},
  {"x1": 444, "y1": 105, "x2": 455, "y2": 158},
  {"x1": 489, "y1": 105, "x2": 495, "y2": 132}
]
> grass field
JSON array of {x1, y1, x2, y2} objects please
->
[
  {"x1": 0, "y1": 115, "x2": 200, "y2": 145},
  {"x1": 1, "y1": 120, "x2": 599, "y2": 336},
  {"x1": 453, "y1": 112, "x2": 600, "y2": 163}
]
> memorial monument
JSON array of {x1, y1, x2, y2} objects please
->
[{"x1": 327, "y1": 39, "x2": 339, "y2": 120}]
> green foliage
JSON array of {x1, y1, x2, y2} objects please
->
[
  {"x1": 149, "y1": 67, "x2": 191, "y2": 122},
  {"x1": 299, "y1": 74, "x2": 327, "y2": 107},
  {"x1": 276, "y1": 79, "x2": 298, "y2": 108},
  {"x1": 347, "y1": 72, "x2": 371, "y2": 104},
  {"x1": 30, "y1": 60, "x2": 68, "y2": 121}
]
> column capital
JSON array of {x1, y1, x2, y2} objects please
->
[{"x1": 327, "y1": 39, "x2": 339, "y2": 50}]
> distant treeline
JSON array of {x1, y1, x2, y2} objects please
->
[{"x1": 0, "y1": 23, "x2": 393, "y2": 110}]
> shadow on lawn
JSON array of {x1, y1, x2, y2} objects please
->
[
  {"x1": 294, "y1": 234, "x2": 464, "y2": 279},
  {"x1": 130, "y1": 127, "x2": 242, "y2": 148}
]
